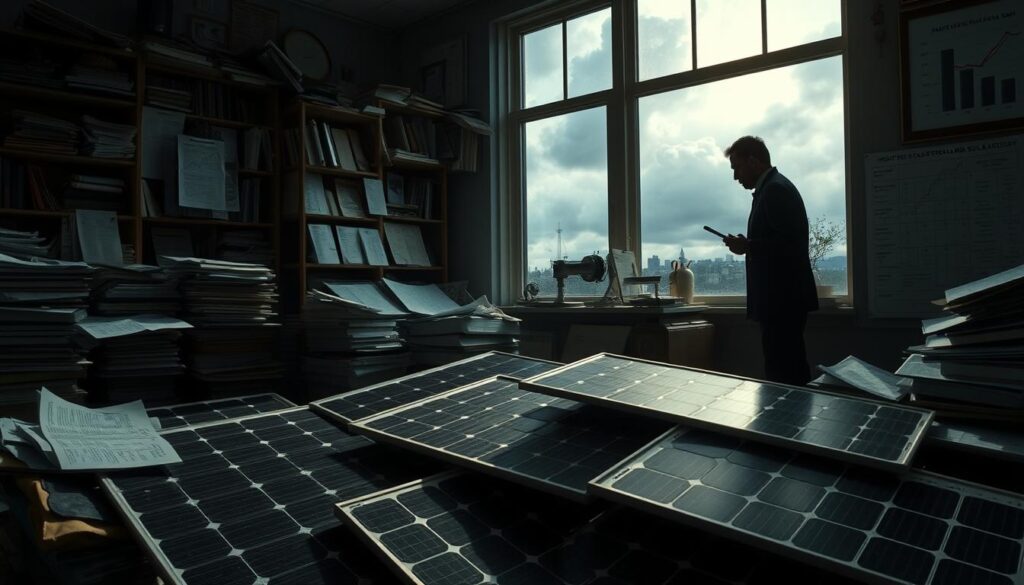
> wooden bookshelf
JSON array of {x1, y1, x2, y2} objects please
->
[
  {"x1": 0, "y1": 29, "x2": 142, "y2": 261},
  {"x1": 280, "y1": 100, "x2": 449, "y2": 312}
]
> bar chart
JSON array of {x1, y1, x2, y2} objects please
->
[{"x1": 907, "y1": 0, "x2": 1022, "y2": 133}]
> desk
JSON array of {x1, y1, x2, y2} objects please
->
[{"x1": 504, "y1": 304, "x2": 713, "y2": 367}]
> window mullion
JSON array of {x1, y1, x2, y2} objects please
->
[
  {"x1": 691, "y1": 0, "x2": 698, "y2": 70},
  {"x1": 761, "y1": 0, "x2": 768, "y2": 54},
  {"x1": 562, "y1": 20, "x2": 569, "y2": 100}
]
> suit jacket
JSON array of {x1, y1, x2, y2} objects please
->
[{"x1": 745, "y1": 168, "x2": 819, "y2": 321}]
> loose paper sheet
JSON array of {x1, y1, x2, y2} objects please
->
[
  {"x1": 177, "y1": 135, "x2": 226, "y2": 211},
  {"x1": 382, "y1": 279, "x2": 461, "y2": 316},
  {"x1": 75, "y1": 210, "x2": 123, "y2": 265},
  {"x1": 818, "y1": 356, "x2": 909, "y2": 402},
  {"x1": 39, "y1": 388, "x2": 181, "y2": 470}
]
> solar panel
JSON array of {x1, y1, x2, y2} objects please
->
[
  {"x1": 590, "y1": 426, "x2": 1024, "y2": 585},
  {"x1": 351, "y1": 376, "x2": 668, "y2": 500},
  {"x1": 146, "y1": 393, "x2": 295, "y2": 430},
  {"x1": 520, "y1": 353, "x2": 933, "y2": 470},
  {"x1": 101, "y1": 406, "x2": 443, "y2": 585},
  {"x1": 312, "y1": 351, "x2": 560, "y2": 424},
  {"x1": 336, "y1": 471, "x2": 853, "y2": 585}
]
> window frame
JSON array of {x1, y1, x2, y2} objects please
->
[{"x1": 499, "y1": 0, "x2": 850, "y2": 306}]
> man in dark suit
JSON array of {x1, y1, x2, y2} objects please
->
[{"x1": 721, "y1": 136, "x2": 818, "y2": 385}]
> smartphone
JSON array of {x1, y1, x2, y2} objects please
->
[{"x1": 703, "y1": 225, "x2": 727, "y2": 238}]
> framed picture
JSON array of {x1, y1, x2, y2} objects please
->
[
  {"x1": 900, "y1": 0, "x2": 1024, "y2": 142},
  {"x1": 189, "y1": 16, "x2": 227, "y2": 51},
  {"x1": 420, "y1": 36, "x2": 466, "y2": 108},
  {"x1": 421, "y1": 61, "x2": 446, "y2": 105}
]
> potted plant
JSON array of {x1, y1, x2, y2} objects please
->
[{"x1": 808, "y1": 215, "x2": 843, "y2": 299}]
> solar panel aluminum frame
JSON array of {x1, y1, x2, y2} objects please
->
[
  {"x1": 351, "y1": 375, "x2": 664, "y2": 502},
  {"x1": 519, "y1": 353, "x2": 935, "y2": 472},
  {"x1": 589, "y1": 427, "x2": 1024, "y2": 585},
  {"x1": 98, "y1": 405, "x2": 345, "y2": 585},
  {"x1": 310, "y1": 351, "x2": 561, "y2": 426},
  {"x1": 334, "y1": 472, "x2": 462, "y2": 585}
]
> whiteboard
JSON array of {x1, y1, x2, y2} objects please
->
[{"x1": 865, "y1": 135, "x2": 1024, "y2": 318}]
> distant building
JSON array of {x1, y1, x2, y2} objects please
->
[
  {"x1": 647, "y1": 255, "x2": 660, "y2": 272},
  {"x1": 679, "y1": 248, "x2": 687, "y2": 265}
]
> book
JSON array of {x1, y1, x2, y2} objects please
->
[
  {"x1": 331, "y1": 128, "x2": 358, "y2": 172},
  {"x1": 335, "y1": 180, "x2": 365, "y2": 218},
  {"x1": 363, "y1": 178, "x2": 387, "y2": 216},
  {"x1": 347, "y1": 128, "x2": 370, "y2": 171},
  {"x1": 307, "y1": 224, "x2": 340, "y2": 264}
]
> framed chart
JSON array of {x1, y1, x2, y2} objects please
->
[{"x1": 900, "y1": 0, "x2": 1024, "y2": 142}]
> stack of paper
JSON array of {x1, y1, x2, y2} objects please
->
[
  {"x1": 384, "y1": 279, "x2": 520, "y2": 366},
  {"x1": 897, "y1": 264, "x2": 1024, "y2": 417},
  {"x1": 162, "y1": 257, "x2": 283, "y2": 398},
  {"x1": 146, "y1": 84, "x2": 192, "y2": 112},
  {"x1": 0, "y1": 227, "x2": 54, "y2": 258},
  {"x1": 23, "y1": 0, "x2": 132, "y2": 48},
  {"x1": 76, "y1": 315, "x2": 191, "y2": 405},
  {"x1": 301, "y1": 281, "x2": 410, "y2": 397},
  {"x1": 65, "y1": 59, "x2": 134, "y2": 97},
  {"x1": 4, "y1": 110, "x2": 80, "y2": 155},
  {"x1": 0, "y1": 389, "x2": 180, "y2": 472},
  {"x1": 62, "y1": 173, "x2": 127, "y2": 213},
  {"x1": 89, "y1": 264, "x2": 179, "y2": 316},
  {"x1": 80, "y1": 115, "x2": 136, "y2": 159},
  {"x1": 0, "y1": 55, "x2": 62, "y2": 88},
  {"x1": 0, "y1": 306, "x2": 89, "y2": 408},
  {"x1": 0, "y1": 253, "x2": 94, "y2": 308},
  {"x1": 217, "y1": 230, "x2": 272, "y2": 265}
]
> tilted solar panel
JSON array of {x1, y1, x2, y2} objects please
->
[
  {"x1": 352, "y1": 376, "x2": 668, "y2": 500},
  {"x1": 312, "y1": 351, "x2": 560, "y2": 424},
  {"x1": 147, "y1": 393, "x2": 296, "y2": 430},
  {"x1": 590, "y1": 426, "x2": 1024, "y2": 585},
  {"x1": 101, "y1": 406, "x2": 442, "y2": 585},
  {"x1": 337, "y1": 471, "x2": 856, "y2": 585},
  {"x1": 520, "y1": 353, "x2": 933, "y2": 471}
]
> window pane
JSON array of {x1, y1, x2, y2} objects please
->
[
  {"x1": 767, "y1": 0, "x2": 841, "y2": 52},
  {"x1": 637, "y1": 0, "x2": 692, "y2": 81},
  {"x1": 567, "y1": 8, "x2": 612, "y2": 98},
  {"x1": 525, "y1": 107, "x2": 609, "y2": 297},
  {"x1": 523, "y1": 23, "x2": 564, "y2": 108},
  {"x1": 638, "y1": 57, "x2": 846, "y2": 296},
  {"x1": 696, "y1": 0, "x2": 762, "y2": 68}
]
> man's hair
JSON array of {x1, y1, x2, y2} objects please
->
[{"x1": 725, "y1": 136, "x2": 771, "y2": 165}]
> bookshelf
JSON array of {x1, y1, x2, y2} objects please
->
[
  {"x1": 0, "y1": 27, "x2": 141, "y2": 261},
  {"x1": 137, "y1": 55, "x2": 280, "y2": 269},
  {"x1": 0, "y1": 29, "x2": 282, "y2": 270},
  {"x1": 281, "y1": 100, "x2": 448, "y2": 312}
]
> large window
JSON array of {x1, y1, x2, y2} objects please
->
[{"x1": 506, "y1": 1, "x2": 846, "y2": 300}]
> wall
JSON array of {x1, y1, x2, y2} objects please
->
[
  {"x1": 0, "y1": 0, "x2": 394, "y2": 88},
  {"x1": 399, "y1": 0, "x2": 926, "y2": 377}
]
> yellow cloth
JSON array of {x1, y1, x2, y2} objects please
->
[{"x1": 15, "y1": 477, "x2": 126, "y2": 551}]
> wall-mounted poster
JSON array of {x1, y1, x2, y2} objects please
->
[{"x1": 900, "y1": 0, "x2": 1024, "y2": 141}]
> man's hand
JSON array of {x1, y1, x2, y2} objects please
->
[{"x1": 723, "y1": 234, "x2": 749, "y2": 255}]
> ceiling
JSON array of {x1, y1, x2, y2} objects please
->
[{"x1": 290, "y1": 0, "x2": 475, "y2": 29}]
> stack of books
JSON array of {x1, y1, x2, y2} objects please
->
[
  {"x1": 216, "y1": 230, "x2": 272, "y2": 265},
  {"x1": 141, "y1": 38, "x2": 214, "y2": 71},
  {"x1": 5, "y1": 110, "x2": 80, "y2": 155},
  {"x1": 0, "y1": 252, "x2": 94, "y2": 308},
  {"x1": 65, "y1": 54, "x2": 134, "y2": 97},
  {"x1": 146, "y1": 82, "x2": 192, "y2": 112},
  {"x1": 163, "y1": 256, "x2": 283, "y2": 398},
  {"x1": 300, "y1": 281, "x2": 410, "y2": 397},
  {"x1": 75, "y1": 315, "x2": 191, "y2": 405},
  {"x1": 897, "y1": 263, "x2": 1024, "y2": 418},
  {"x1": 61, "y1": 173, "x2": 126, "y2": 212},
  {"x1": 89, "y1": 264, "x2": 179, "y2": 316},
  {"x1": 80, "y1": 115, "x2": 136, "y2": 158}
]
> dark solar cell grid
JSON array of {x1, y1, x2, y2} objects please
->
[
  {"x1": 147, "y1": 394, "x2": 295, "y2": 430},
  {"x1": 352, "y1": 377, "x2": 668, "y2": 499},
  {"x1": 314, "y1": 352, "x2": 560, "y2": 423},
  {"x1": 337, "y1": 472, "x2": 855, "y2": 585},
  {"x1": 520, "y1": 353, "x2": 933, "y2": 470},
  {"x1": 103, "y1": 407, "x2": 442, "y2": 585},
  {"x1": 591, "y1": 427, "x2": 1024, "y2": 585}
]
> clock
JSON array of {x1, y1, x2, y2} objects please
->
[{"x1": 282, "y1": 29, "x2": 331, "y2": 81}]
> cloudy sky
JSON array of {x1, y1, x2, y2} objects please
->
[{"x1": 522, "y1": 0, "x2": 844, "y2": 273}]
